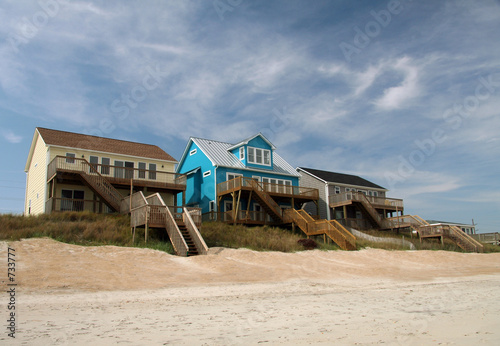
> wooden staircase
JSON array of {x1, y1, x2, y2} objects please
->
[
  {"x1": 129, "y1": 192, "x2": 208, "y2": 257},
  {"x1": 177, "y1": 221, "x2": 199, "y2": 256},
  {"x1": 248, "y1": 179, "x2": 283, "y2": 222},
  {"x1": 351, "y1": 193, "x2": 394, "y2": 230},
  {"x1": 284, "y1": 209, "x2": 356, "y2": 251},
  {"x1": 388, "y1": 215, "x2": 483, "y2": 253}
]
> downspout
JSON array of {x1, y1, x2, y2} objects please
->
[
  {"x1": 325, "y1": 183, "x2": 331, "y2": 220},
  {"x1": 214, "y1": 166, "x2": 218, "y2": 212}
]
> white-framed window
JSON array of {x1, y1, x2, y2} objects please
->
[
  {"x1": 239, "y1": 147, "x2": 245, "y2": 160},
  {"x1": 373, "y1": 191, "x2": 378, "y2": 197},
  {"x1": 252, "y1": 175, "x2": 261, "y2": 182},
  {"x1": 101, "y1": 157, "x2": 110, "y2": 175},
  {"x1": 190, "y1": 149, "x2": 197, "y2": 156},
  {"x1": 66, "y1": 153, "x2": 75, "y2": 164},
  {"x1": 335, "y1": 186, "x2": 341, "y2": 194},
  {"x1": 138, "y1": 162, "x2": 146, "y2": 179},
  {"x1": 203, "y1": 170, "x2": 211, "y2": 178},
  {"x1": 209, "y1": 200, "x2": 215, "y2": 212},
  {"x1": 358, "y1": 190, "x2": 367, "y2": 195},
  {"x1": 148, "y1": 163, "x2": 157, "y2": 180},
  {"x1": 227, "y1": 172, "x2": 243, "y2": 181},
  {"x1": 247, "y1": 147, "x2": 271, "y2": 166}
]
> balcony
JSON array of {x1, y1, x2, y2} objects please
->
[
  {"x1": 329, "y1": 191, "x2": 403, "y2": 211},
  {"x1": 217, "y1": 176, "x2": 319, "y2": 201},
  {"x1": 47, "y1": 156, "x2": 186, "y2": 191}
]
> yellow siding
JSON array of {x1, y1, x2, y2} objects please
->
[{"x1": 25, "y1": 134, "x2": 48, "y2": 215}]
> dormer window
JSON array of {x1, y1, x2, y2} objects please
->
[{"x1": 247, "y1": 147, "x2": 271, "y2": 166}]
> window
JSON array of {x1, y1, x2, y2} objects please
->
[
  {"x1": 125, "y1": 161, "x2": 134, "y2": 179},
  {"x1": 61, "y1": 189, "x2": 84, "y2": 212},
  {"x1": 252, "y1": 175, "x2": 261, "y2": 182},
  {"x1": 138, "y1": 162, "x2": 146, "y2": 179},
  {"x1": 149, "y1": 163, "x2": 157, "y2": 180},
  {"x1": 190, "y1": 149, "x2": 197, "y2": 156},
  {"x1": 101, "y1": 158, "x2": 110, "y2": 175},
  {"x1": 373, "y1": 191, "x2": 378, "y2": 197},
  {"x1": 263, "y1": 150, "x2": 270, "y2": 165},
  {"x1": 89, "y1": 156, "x2": 98, "y2": 172},
  {"x1": 209, "y1": 200, "x2": 215, "y2": 212},
  {"x1": 66, "y1": 153, "x2": 75, "y2": 164},
  {"x1": 114, "y1": 161, "x2": 124, "y2": 178},
  {"x1": 335, "y1": 186, "x2": 341, "y2": 194},
  {"x1": 203, "y1": 170, "x2": 211, "y2": 178},
  {"x1": 239, "y1": 147, "x2": 245, "y2": 160},
  {"x1": 227, "y1": 173, "x2": 242, "y2": 181},
  {"x1": 247, "y1": 147, "x2": 271, "y2": 166}
]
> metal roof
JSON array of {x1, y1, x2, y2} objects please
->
[{"x1": 192, "y1": 137, "x2": 299, "y2": 177}]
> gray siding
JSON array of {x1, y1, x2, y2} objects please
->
[{"x1": 298, "y1": 171, "x2": 328, "y2": 220}]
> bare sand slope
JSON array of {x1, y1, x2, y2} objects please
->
[
  {"x1": 5, "y1": 238, "x2": 500, "y2": 291},
  {"x1": 1, "y1": 238, "x2": 500, "y2": 345}
]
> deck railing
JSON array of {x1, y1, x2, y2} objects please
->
[
  {"x1": 217, "y1": 176, "x2": 319, "y2": 199},
  {"x1": 329, "y1": 192, "x2": 403, "y2": 209},
  {"x1": 202, "y1": 210, "x2": 269, "y2": 223},
  {"x1": 47, "y1": 156, "x2": 123, "y2": 211},
  {"x1": 45, "y1": 197, "x2": 112, "y2": 213},
  {"x1": 48, "y1": 155, "x2": 186, "y2": 187}
]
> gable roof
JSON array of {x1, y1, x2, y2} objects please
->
[
  {"x1": 179, "y1": 136, "x2": 299, "y2": 177},
  {"x1": 227, "y1": 133, "x2": 276, "y2": 151},
  {"x1": 36, "y1": 127, "x2": 176, "y2": 161},
  {"x1": 297, "y1": 167, "x2": 386, "y2": 190}
]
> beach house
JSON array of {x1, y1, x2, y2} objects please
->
[
  {"x1": 297, "y1": 167, "x2": 404, "y2": 230},
  {"x1": 24, "y1": 127, "x2": 186, "y2": 215}
]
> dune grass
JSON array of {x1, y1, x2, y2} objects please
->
[{"x1": 1, "y1": 213, "x2": 497, "y2": 254}]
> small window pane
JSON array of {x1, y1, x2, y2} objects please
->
[
  {"x1": 138, "y1": 162, "x2": 146, "y2": 179},
  {"x1": 101, "y1": 158, "x2": 110, "y2": 175},
  {"x1": 263, "y1": 150, "x2": 270, "y2": 165},
  {"x1": 149, "y1": 163, "x2": 156, "y2": 180},
  {"x1": 66, "y1": 153, "x2": 75, "y2": 164},
  {"x1": 256, "y1": 149, "x2": 262, "y2": 164},
  {"x1": 248, "y1": 148, "x2": 255, "y2": 163}
]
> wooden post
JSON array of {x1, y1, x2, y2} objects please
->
[
  {"x1": 130, "y1": 178, "x2": 133, "y2": 213},
  {"x1": 234, "y1": 190, "x2": 241, "y2": 225},
  {"x1": 246, "y1": 190, "x2": 253, "y2": 220},
  {"x1": 132, "y1": 227, "x2": 136, "y2": 244}
]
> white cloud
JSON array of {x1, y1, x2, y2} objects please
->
[
  {"x1": 2, "y1": 130, "x2": 23, "y2": 144},
  {"x1": 372, "y1": 57, "x2": 419, "y2": 111}
]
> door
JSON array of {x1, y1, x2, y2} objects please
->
[
  {"x1": 125, "y1": 161, "x2": 134, "y2": 179},
  {"x1": 73, "y1": 190, "x2": 85, "y2": 211},
  {"x1": 61, "y1": 189, "x2": 73, "y2": 211},
  {"x1": 114, "y1": 161, "x2": 124, "y2": 178}
]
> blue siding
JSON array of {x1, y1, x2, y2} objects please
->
[
  {"x1": 177, "y1": 141, "x2": 216, "y2": 212},
  {"x1": 177, "y1": 136, "x2": 300, "y2": 214}
]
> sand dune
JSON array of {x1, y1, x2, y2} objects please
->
[{"x1": 2, "y1": 238, "x2": 500, "y2": 345}]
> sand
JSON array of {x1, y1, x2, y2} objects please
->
[{"x1": 1, "y1": 238, "x2": 500, "y2": 345}]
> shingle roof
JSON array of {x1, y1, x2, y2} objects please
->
[
  {"x1": 298, "y1": 167, "x2": 386, "y2": 190},
  {"x1": 37, "y1": 127, "x2": 176, "y2": 161},
  {"x1": 192, "y1": 137, "x2": 299, "y2": 176}
]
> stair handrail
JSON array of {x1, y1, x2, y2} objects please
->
[
  {"x1": 448, "y1": 225, "x2": 483, "y2": 252},
  {"x1": 164, "y1": 205, "x2": 189, "y2": 257},
  {"x1": 183, "y1": 207, "x2": 208, "y2": 255},
  {"x1": 248, "y1": 179, "x2": 283, "y2": 220},
  {"x1": 315, "y1": 220, "x2": 348, "y2": 250},
  {"x1": 354, "y1": 192, "x2": 395, "y2": 229},
  {"x1": 49, "y1": 156, "x2": 122, "y2": 211},
  {"x1": 329, "y1": 219, "x2": 356, "y2": 246},
  {"x1": 284, "y1": 209, "x2": 311, "y2": 234}
]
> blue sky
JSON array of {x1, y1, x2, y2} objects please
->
[{"x1": 1, "y1": 0, "x2": 499, "y2": 233}]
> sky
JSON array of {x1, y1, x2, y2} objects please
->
[{"x1": 0, "y1": 0, "x2": 499, "y2": 233}]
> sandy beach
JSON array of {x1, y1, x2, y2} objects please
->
[{"x1": 2, "y1": 238, "x2": 500, "y2": 345}]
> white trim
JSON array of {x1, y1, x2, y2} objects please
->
[
  {"x1": 226, "y1": 172, "x2": 243, "y2": 181},
  {"x1": 252, "y1": 175, "x2": 261, "y2": 182},
  {"x1": 190, "y1": 149, "x2": 197, "y2": 156},
  {"x1": 325, "y1": 183, "x2": 331, "y2": 220},
  {"x1": 203, "y1": 170, "x2": 211, "y2": 178},
  {"x1": 247, "y1": 146, "x2": 271, "y2": 166},
  {"x1": 239, "y1": 147, "x2": 245, "y2": 160}
]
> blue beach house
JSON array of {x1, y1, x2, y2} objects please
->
[{"x1": 176, "y1": 133, "x2": 320, "y2": 225}]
